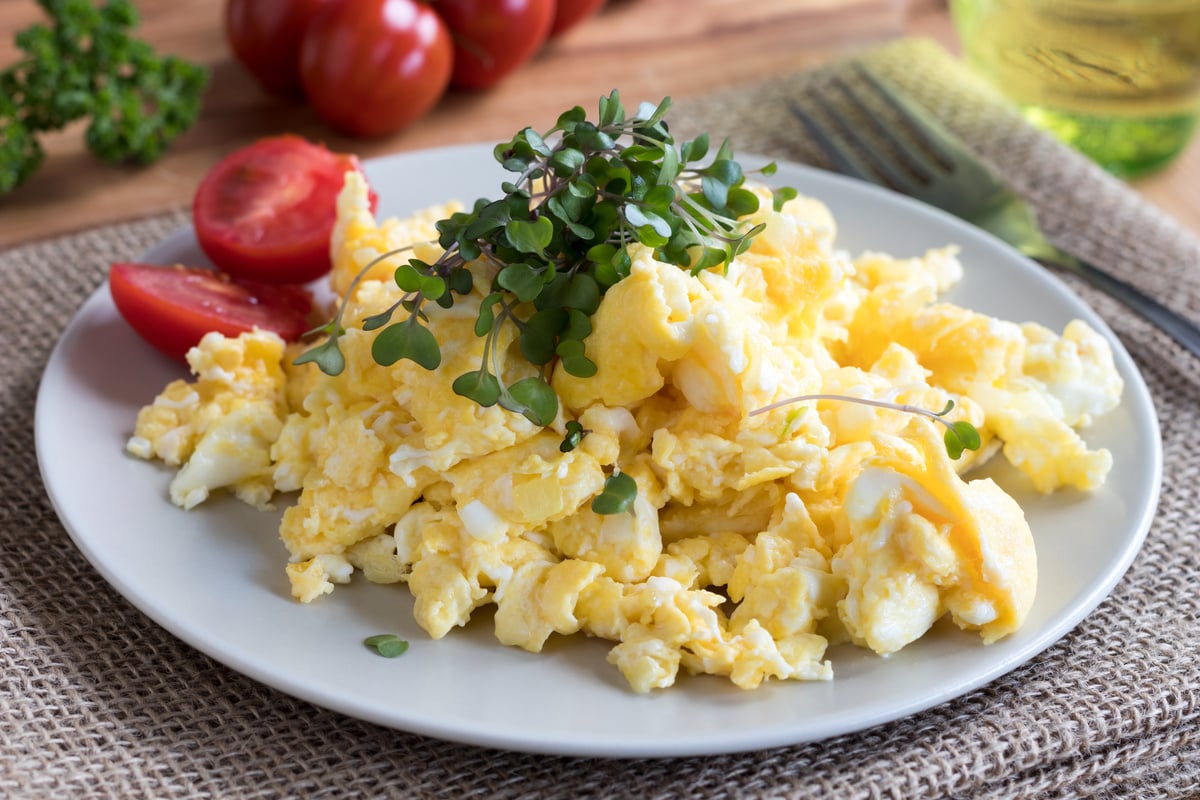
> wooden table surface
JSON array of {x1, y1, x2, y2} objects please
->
[{"x1": 2, "y1": 0, "x2": 1198, "y2": 248}]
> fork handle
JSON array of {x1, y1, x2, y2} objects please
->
[{"x1": 1038, "y1": 253, "x2": 1200, "y2": 360}]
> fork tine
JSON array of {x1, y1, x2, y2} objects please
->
[
  {"x1": 829, "y1": 74, "x2": 940, "y2": 183},
  {"x1": 788, "y1": 99, "x2": 877, "y2": 184},
  {"x1": 801, "y1": 83, "x2": 924, "y2": 194},
  {"x1": 853, "y1": 65, "x2": 959, "y2": 172}
]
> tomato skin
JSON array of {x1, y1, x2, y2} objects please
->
[
  {"x1": 193, "y1": 135, "x2": 375, "y2": 284},
  {"x1": 224, "y1": 0, "x2": 339, "y2": 97},
  {"x1": 109, "y1": 263, "x2": 314, "y2": 363},
  {"x1": 436, "y1": 0, "x2": 555, "y2": 90},
  {"x1": 299, "y1": 0, "x2": 453, "y2": 137},
  {"x1": 549, "y1": 0, "x2": 607, "y2": 36}
]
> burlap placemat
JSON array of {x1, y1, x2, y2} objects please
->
[{"x1": 5, "y1": 38, "x2": 1199, "y2": 798}]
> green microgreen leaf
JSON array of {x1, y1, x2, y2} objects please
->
[
  {"x1": 520, "y1": 308, "x2": 568, "y2": 364},
  {"x1": 643, "y1": 184, "x2": 676, "y2": 209},
  {"x1": 560, "y1": 420, "x2": 586, "y2": 453},
  {"x1": 564, "y1": 273, "x2": 600, "y2": 313},
  {"x1": 599, "y1": 89, "x2": 624, "y2": 126},
  {"x1": 556, "y1": 339, "x2": 598, "y2": 378},
  {"x1": 565, "y1": 308, "x2": 592, "y2": 340},
  {"x1": 773, "y1": 186, "x2": 799, "y2": 211},
  {"x1": 501, "y1": 377, "x2": 558, "y2": 426},
  {"x1": 726, "y1": 187, "x2": 760, "y2": 217},
  {"x1": 419, "y1": 273, "x2": 447, "y2": 300},
  {"x1": 364, "y1": 634, "x2": 409, "y2": 658},
  {"x1": 624, "y1": 204, "x2": 672, "y2": 242},
  {"x1": 681, "y1": 134, "x2": 709, "y2": 163},
  {"x1": 944, "y1": 420, "x2": 983, "y2": 460},
  {"x1": 497, "y1": 263, "x2": 546, "y2": 303},
  {"x1": 575, "y1": 122, "x2": 616, "y2": 151},
  {"x1": 550, "y1": 147, "x2": 585, "y2": 174},
  {"x1": 452, "y1": 370, "x2": 502, "y2": 407},
  {"x1": 394, "y1": 262, "x2": 425, "y2": 292},
  {"x1": 565, "y1": 220, "x2": 595, "y2": 239},
  {"x1": 448, "y1": 267, "x2": 474, "y2": 295},
  {"x1": 465, "y1": 209, "x2": 508, "y2": 240},
  {"x1": 567, "y1": 177, "x2": 596, "y2": 198},
  {"x1": 556, "y1": 105, "x2": 586, "y2": 130},
  {"x1": 701, "y1": 159, "x2": 743, "y2": 210},
  {"x1": 372, "y1": 319, "x2": 441, "y2": 370},
  {"x1": 292, "y1": 337, "x2": 345, "y2": 375},
  {"x1": 591, "y1": 471, "x2": 637, "y2": 515},
  {"x1": 505, "y1": 217, "x2": 555, "y2": 255},
  {"x1": 657, "y1": 144, "x2": 679, "y2": 186},
  {"x1": 635, "y1": 97, "x2": 671, "y2": 126},
  {"x1": 475, "y1": 293, "x2": 503, "y2": 337},
  {"x1": 362, "y1": 304, "x2": 400, "y2": 332},
  {"x1": 689, "y1": 246, "x2": 728, "y2": 274},
  {"x1": 522, "y1": 126, "x2": 552, "y2": 156}
]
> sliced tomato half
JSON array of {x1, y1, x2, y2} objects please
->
[
  {"x1": 192, "y1": 135, "x2": 376, "y2": 284},
  {"x1": 109, "y1": 262, "x2": 314, "y2": 362}
]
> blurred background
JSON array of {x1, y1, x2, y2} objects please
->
[{"x1": 1, "y1": 0, "x2": 1197, "y2": 246}]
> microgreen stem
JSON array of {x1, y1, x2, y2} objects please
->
[
  {"x1": 751, "y1": 394, "x2": 943, "y2": 428},
  {"x1": 749, "y1": 394, "x2": 982, "y2": 460}
]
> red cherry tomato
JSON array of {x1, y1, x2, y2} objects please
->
[
  {"x1": 224, "y1": 0, "x2": 339, "y2": 97},
  {"x1": 193, "y1": 135, "x2": 375, "y2": 284},
  {"x1": 109, "y1": 263, "x2": 314, "y2": 363},
  {"x1": 436, "y1": 0, "x2": 554, "y2": 91},
  {"x1": 550, "y1": 0, "x2": 607, "y2": 36},
  {"x1": 299, "y1": 0, "x2": 453, "y2": 137}
]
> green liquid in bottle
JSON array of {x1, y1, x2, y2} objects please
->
[
  {"x1": 1023, "y1": 106, "x2": 1198, "y2": 178},
  {"x1": 951, "y1": 0, "x2": 1200, "y2": 178}
]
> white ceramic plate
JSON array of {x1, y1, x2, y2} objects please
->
[{"x1": 35, "y1": 143, "x2": 1161, "y2": 758}]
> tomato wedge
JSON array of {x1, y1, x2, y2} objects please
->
[
  {"x1": 109, "y1": 262, "x2": 314, "y2": 362},
  {"x1": 192, "y1": 135, "x2": 376, "y2": 284}
]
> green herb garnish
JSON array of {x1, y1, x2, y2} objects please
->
[
  {"x1": 750, "y1": 396, "x2": 982, "y2": 460},
  {"x1": 300, "y1": 90, "x2": 788, "y2": 432},
  {"x1": 590, "y1": 471, "x2": 638, "y2": 516},
  {"x1": 0, "y1": 0, "x2": 210, "y2": 193},
  {"x1": 363, "y1": 634, "x2": 410, "y2": 658},
  {"x1": 559, "y1": 420, "x2": 586, "y2": 453}
]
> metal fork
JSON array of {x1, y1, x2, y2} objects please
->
[{"x1": 789, "y1": 65, "x2": 1200, "y2": 360}]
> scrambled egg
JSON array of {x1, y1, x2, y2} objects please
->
[{"x1": 127, "y1": 172, "x2": 1123, "y2": 693}]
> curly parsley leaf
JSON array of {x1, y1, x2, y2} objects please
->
[{"x1": 0, "y1": 0, "x2": 209, "y2": 192}]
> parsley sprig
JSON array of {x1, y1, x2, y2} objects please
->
[
  {"x1": 0, "y1": 0, "x2": 209, "y2": 193},
  {"x1": 298, "y1": 90, "x2": 794, "y2": 430}
]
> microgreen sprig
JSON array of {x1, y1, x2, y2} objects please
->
[
  {"x1": 297, "y1": 90, "x2": 792, "y2": 432},
  {"x1": 590, "y1": 471, "x2": 637, "y2": 515},
  {"x1": 749, "y1": 395, "x2": 982, "y2": 460},
  {"x1": 363, "y1": 634, "x2": 409, "y2": 658},
  {"x1": 293, "y1": 245, "x2": 418, "y2": 375}
]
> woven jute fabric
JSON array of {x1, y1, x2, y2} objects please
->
[{"x1": 5, "y1": 38, "x2": 1199, "y2": 798}]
